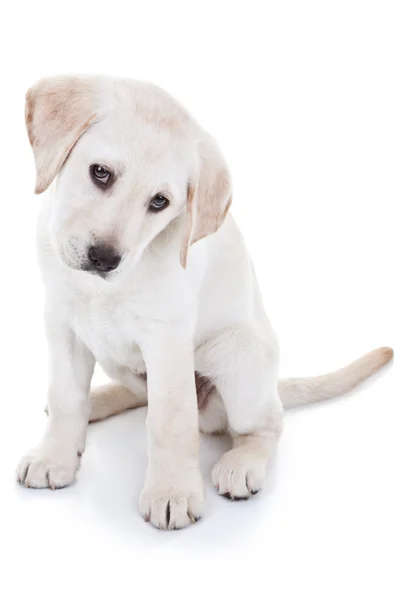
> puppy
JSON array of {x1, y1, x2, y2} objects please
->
[{"x1": 16, "y1": 76, "x2": 393, "y2": 530}]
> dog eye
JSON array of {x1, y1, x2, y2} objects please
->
[
  {"x1": 90, "y1": 164, "x2": 112, "y2": 187},
  {"x1": 148, "y1": 195, "x2": 170, "y2": 212}
]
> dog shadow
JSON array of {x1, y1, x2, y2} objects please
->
[{"x1": 71, "y1": 407, "x2": 282, "y2": 550}]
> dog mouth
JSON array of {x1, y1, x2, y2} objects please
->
[
  {"x1": 58, "y1": 253, "x2": 117, "y2": 280},
  {"x1": 81, "y1": 264, "x2": 112, "y2": 279},
  {"x1": 81, "y1": 263, "x2": 118, "y2": 279}
]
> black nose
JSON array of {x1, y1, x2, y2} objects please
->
[{"x1": 88, "y1": 245, "x2": 121, "y2": 272}]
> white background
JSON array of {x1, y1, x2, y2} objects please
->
[{"x1": 1, "y1": 1, "x2": 399, "y2": 598}]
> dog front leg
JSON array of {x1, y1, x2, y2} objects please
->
[
  {"x1": 139, "y1": 329, "x2": 204, "y2": 530},
  {"x1": 16, "y1": 311, "x2": 94, "y2": 489}
]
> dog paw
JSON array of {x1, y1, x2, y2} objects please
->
[
  {"x1": 139, "y1": 472, "x2": 204, "y2": 530},
  {"x1": 212, "y1": 448, "x2": 267, "y2": 499},
  {"x1": 16, "y1": 443, "x2": 81, "y2": 490}
]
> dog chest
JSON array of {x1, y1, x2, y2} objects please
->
[{"x1": 69, "y1": 293, "x2": 145, "y2": 371}]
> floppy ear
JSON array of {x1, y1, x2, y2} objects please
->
[
  {"x1": 180, "y1": 134, "x2": 232, "y2": 268},
  {"x1": 25, "y1": 76, "x2": 98, "y2": 194}
]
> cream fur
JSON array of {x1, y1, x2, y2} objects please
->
[{"x1": 16, "y1": 75, "x2": 393, "y2": 530}]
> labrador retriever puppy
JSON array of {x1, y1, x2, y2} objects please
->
[{"x1": 16, "y1": 76, "x2": 393, "y2": 530}]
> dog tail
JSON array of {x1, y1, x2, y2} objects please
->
[
  {"x1": 278, "y1": 347, "x2": 393, "y2": 409},
  {"x1": 87, "y1": 347, "x2": 393, "y2": 421}
]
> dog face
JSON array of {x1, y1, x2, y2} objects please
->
[
  {"x1": 26, "y1": 76, "x2": 232, "y2": 276},
  {"x1": 51, "y1": 104, "x2": 194, "y2": 275}
]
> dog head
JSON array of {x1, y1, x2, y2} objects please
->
[{"x1": 26, "y1": 76, "x2": 232, "y2": 277}]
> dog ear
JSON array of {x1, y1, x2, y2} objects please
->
[
  {"x1": 180, "y1": 134, "x2": 232, "y2": 268},
  {"x1": 25, "y1": 76, "x2": 98, "y2": 194}
]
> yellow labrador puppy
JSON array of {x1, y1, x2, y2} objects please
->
[{"x1": 16, "y1": 76, "x2": 392, "y2": 530}]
